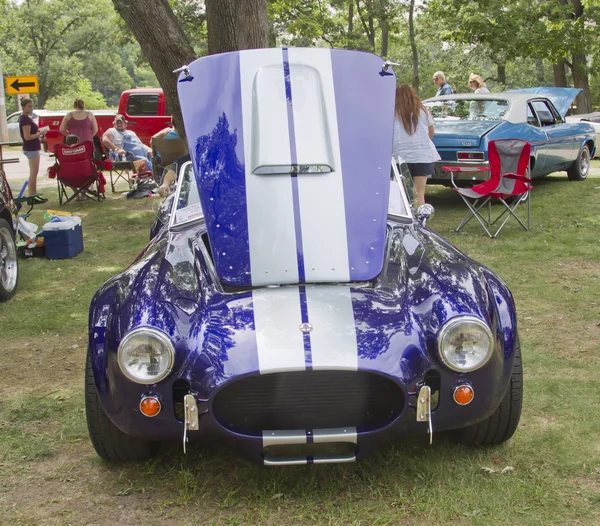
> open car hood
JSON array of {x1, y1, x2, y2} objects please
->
[
  {"x1": 177, "y1": 48, "x2": 396, "y2": 287},
  {"x1": 507, "y1": 87, "x2": 581, "y2": 117}
]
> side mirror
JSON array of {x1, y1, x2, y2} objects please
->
[{"x1": 416, "y1": 204, "x2": 435, "y2": 227}]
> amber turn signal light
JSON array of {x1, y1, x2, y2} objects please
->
[
  {"x1": 139, "y1": 396, "x2": 161, "y2": 417},
  {"x1": 453, "y1": 385, "x2": 475, "y2": 406}
]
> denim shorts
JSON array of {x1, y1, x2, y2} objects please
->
[
  {"x1": 23, "y1": 150, "x2": 41, "y2": 160},
  {"x1": 406, "y1": 162, "x2": 434, "y2": 178}
]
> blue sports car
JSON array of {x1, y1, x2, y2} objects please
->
[
  {"x1": 86, "y1": 49, "x2": 522, "y2": 465},
  {"x1": 424, "y1": 88, "x2": 596, "y2": 185}
]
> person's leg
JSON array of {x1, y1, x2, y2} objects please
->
[
  {"x1": 27, "y1": 155, "x2": 41, "y2": 196},
  {"x1": 412, "y1": 176, "x2": 428, "y2": 207}
]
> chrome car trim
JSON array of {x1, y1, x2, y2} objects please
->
[
  {"x1": 182, "y1": 394, "x2": 199, "y2": 454},
  {"x1": 262, "y1": 427, "x2": 358, "y2": 465},
  {"x1": 416, "y1": 385, "x2": 433, "y2": 445},
  {"x1": 0, "y1": 223, "x2": 18, "y2": 294}
]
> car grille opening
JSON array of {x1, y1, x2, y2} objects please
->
[{"x1": 212, "y1": 370, "x2": 404, "y2": 433}]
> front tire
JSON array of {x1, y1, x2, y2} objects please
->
[
  {"x1": 453, "y1": 336, "x2": 523, "y2": 446},
  {"x1": 567, "y1": 145, "x2": 590, "y2": 181},
  {"x1": 85, "y1": 351, "x2": 159, "y2": 461},
  {"x1": 0, "y1": 218, "x2": 18, "y2": 302}
]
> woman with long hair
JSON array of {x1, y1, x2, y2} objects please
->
[
  {"x1": 59, "y1": 98, "x2": 98, "y2": 144},
  {"x1": 392, "y1": 84, "x2": 440, "y2": 206}
]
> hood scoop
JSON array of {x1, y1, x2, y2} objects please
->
[{"x1": 178, "y1": 48, "x2": 396, "y2": 287}]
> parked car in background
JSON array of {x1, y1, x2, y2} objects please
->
[
  {"x1": 566, "y1": 112, "x2": 600, "y2": 158},
  {"x1": 41, "y1": 88, "x2": 172, "y2": 152},
  {"x1": 86, "y1": 48, "x2": 522, "y2": 465},
  {"x1": 0, "y1": 168, "x2": 18, "y2": 301},
  {"x1": 423, "y1": 88, "x2": 596, "y2": 185},
  {"x1": 6, "y1": 110, "x2": 39, "y2": 144}
]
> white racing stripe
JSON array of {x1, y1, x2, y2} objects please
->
[
  {"x1": 240, "y1": 50, "x2": 299, "y2": 286},
  {"x1": 252, "y1": 287, "x2": 306, "y2": 374},
  {"x1": 305, "y1": 285, "x2": 358, "y2": 370},
  {"x1": 288, "y1": 48, "x2": 350, "y2": 283}
]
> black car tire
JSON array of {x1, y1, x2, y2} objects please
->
[
  {"x1": 0, "y1": 218, "x2": 18, "y2": 302},
  {"x1": 453, "y1": 337, "x2": 523, "y2": 446},
  {"x1": 567, "y1": 145, "x2": 590, "y2": 181},
  {"x1": 85, "y1": 350, "x2": 159, "y2": 461}
]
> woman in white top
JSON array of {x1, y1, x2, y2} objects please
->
[
  {"x1": 469, "y1": 73, "x2": 490, "y2": 94},
  {"x1": 392, "y1": 84, "x2": 440, "y2": 207}
]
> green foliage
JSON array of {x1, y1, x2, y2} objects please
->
[{"x1": 45, "y1": 78, "x2": 108, "y2": 110}]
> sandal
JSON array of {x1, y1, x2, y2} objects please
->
[{"x1": 29, "y1": 194, "x2": 48, "y2": 204}]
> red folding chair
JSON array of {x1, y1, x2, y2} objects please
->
[
  {"x1": 52, "y1": 142, "x2": 108, "y2": 205},
  {"x1": 441, "y1": 139, "x2": 533, "y2": 238}
]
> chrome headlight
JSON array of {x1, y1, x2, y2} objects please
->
[
  {"x1": 117, "y1": 328, "x2": 174, "y2": 384},
  {"x1": 438, "y1": 316, "x2": 494, "y2": 372}
]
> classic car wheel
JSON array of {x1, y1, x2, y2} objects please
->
[
  {"x1": 567, "y1": 145, "x2": 590, "y2": 181},
  {"x1": 85, "y1": 351, "x2": 159, "y2": 461},
  {"x1": 0, "y1": 218, "x2": 18, "y2": 302},
  {"x1": 453, "y1": 337, "x2": 523, "y2": 446}
]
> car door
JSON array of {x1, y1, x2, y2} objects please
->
[
  {"x1": 122, "y1": 93, "x2": 160, "y2": 145},
  {"x1": 525, "y1": 103, "x2": 548, "y2": 175},
  {"x1": 6, "y1": 112, "x2": 22, "y2": 143},
  {"x1": 530, "y1": 99, "x2": 574, "y2": 172}
]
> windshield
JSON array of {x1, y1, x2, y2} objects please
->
[
  {"x1": 389, "y1": 159, "x2": 414, "y2": 219},
  {"x1": 170, "y1": 162, "x2": 203, "y2": 227},
  {"x1": 425, "y1": 99, "x2": 509, "y2": 122}
]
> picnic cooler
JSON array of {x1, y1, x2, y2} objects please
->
[{"x1": 41, "y1": 217, "x2": 84, "y2": 259}]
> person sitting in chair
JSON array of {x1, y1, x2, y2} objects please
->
[
  {"x1": 151, "y1": 126, "x2": 188, "y2": 181},
  {"x1": 102, "y1": 115, "x2": 153, "y2": 170}
]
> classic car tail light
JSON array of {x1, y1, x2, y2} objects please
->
[
  {"x1": 457, "y1": 151, "x2": 485, "y2": 161},
  {"x1": 453, "y1": 385, "x2": 475, "y2": 405},
  {"x1": 140, "y1": 396, "x2": 161, "y2": 417}
]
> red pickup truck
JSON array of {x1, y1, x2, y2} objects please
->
[{"x1": 41, "y1": 88, "x2": 172, "y2": 152}]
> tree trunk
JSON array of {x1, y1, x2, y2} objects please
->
[
  {"x1": 553, "y1": 59, "x2": 568, "y2": 86},
  {"x1": 571, "y1": 52, "x2": 592, "y2": 113},
  {"x1": 535, "y1": 58, "x2": 544, "y2": 85},
  {"x1": 408, "y1": 0, "x2": 418, "y2": 90},
  {"x1": 497, "y1": 63, "x2": 506, "y2": 85},
  {"x1": 112, "y1": 0, "x2": 196, "y2": 137},
  {"x1": 206, "y1": 0, "x2": 268, "y2": 54},
  {"x1": 206, "y1": 0, "x2": 237, "y2": 54},
  {"x1": 348, "y1": 0, "x2": 353, "y2": 34},
  {"x1": 237, "y1": 0, "x2": 268, "y2": 50},
  {"x1": 378, "y1": 0, "x2": 388, "y2": 58}
]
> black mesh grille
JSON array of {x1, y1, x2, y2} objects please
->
[{"x1": 213, "y1": 370, "x2": 404, "y2": 433}]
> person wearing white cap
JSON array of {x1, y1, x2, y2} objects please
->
[{"x1": 102, "y1": 114, "x2": 153, "y2": 168}]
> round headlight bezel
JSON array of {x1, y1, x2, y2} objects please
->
[
  {"x1": 437, "y1": 316, "x2": 494, "y2": 373},
  {"x1": 117, "y1": 327, "x2": 175, "y2": 384}
]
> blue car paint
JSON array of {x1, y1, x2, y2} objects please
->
[
  {"x1": 426, "y1": 92, "x2": 596, "y2": 183},
  {"x1": 89, "y1": 217, "x2": 518, "y2": 462},
  {"x1": 88, "y1": 49, "x2": 520, "y2": 463}
]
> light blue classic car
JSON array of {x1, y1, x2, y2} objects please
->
[{"x1": 423, "y1": 88, "x2": 596, "y2": 185}]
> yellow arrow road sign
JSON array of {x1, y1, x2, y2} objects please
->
[{"x1": 6, "y1": 75, "x2": 39, "y2": 95}]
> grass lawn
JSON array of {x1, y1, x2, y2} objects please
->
[{"x1": 0, "y1": 164, "x2": 599, "y2": 525}]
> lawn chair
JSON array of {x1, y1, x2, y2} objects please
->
[
  {"x1": 441, "y1": 139, "x2": 533, "y2": 238},
  {"x1": 151, "y1": 136, "x2": 188, "y2": 182},
  {"x1": 52, "y1": 141, "x2": 107, "y2": 205}
]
